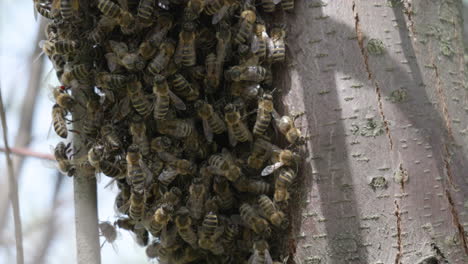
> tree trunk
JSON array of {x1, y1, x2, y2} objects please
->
[{"x1": 281, "y1": 0, "x2": 468, "y2": 263}]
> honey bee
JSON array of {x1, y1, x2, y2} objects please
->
[
  {"x1": 198, "y1": 212, "x2": 224, "y2": 254},
  {"x1": 39, "y1": 40, "x2": 55, "y2": 58},
  {"x1": 188, "y1": 65, "x2": 205, "y2": 81},
  {"x1": 95, "y1": 72, "x2": 128, "y2": 90},
  {"x1": 224, "y1": 103, "x2": 252, "y2": 146},
  {"x1": 145, "y1": 241, "x2": 174, "y2": 262},
  {"x1": 54, "y1": 142, "x2": 75, "y2": 176},
  {"x1": 129, "y1": 120, "x2": 150, "y2": 156},
  {"x1": 70, "y1": 64, "x2": 93, "y2": 83},
  {"x1": 115, "y1": 187, "x2": 131, "y2": 215},
  {"x1": 97, "y1": 0, "x2": 122, "y2": 18},
  {"x1": 134, "y1": 226, "x2": 149, "y2": 246},
  {"x1": 157, "y1": 119, "x2": 194, "y2": 139},
  {"x1": 274, "y1": 167, "x2": 296, "y2": 203},
  {"x1": 88, "y1": 16, "x2": 117, "y2": 44},
  {"x1": 140, "y1": 14, "x2": 173, "y2": 57},
  {"x1": 147, "y1": 40, "x2": 175, "y2": 75},
  {"x1": 184, "y1": 0, "x2": 205, "y2": 21},
  {"x1": 88, "y1": 144, "x2": 123, "y2": 178},
  {"x1": 247, "y1": 179, "x2": 271, "y2": 194},
  {"x1": 107, "y1": 41, "x2": 145, "y2": 72},
  {"x1": 98, "y1": 221, "x2": 118, "y2": 248},
  {"x1": 260, "y1": 0, "x2": 280, "y2": 13},
  {"x1": 54, "y1": 39, "x2": 80, "y2": 55},
  {"x1": 51, "y1": 85, "x2": 76, "y2": 112},
  {"x1": 239, "y1": 203, "x2": 270, "y2": 235},
  {"x1": 204, "y1": 53, "x2": 218, "y2": 90},
  {"x1": 129, "y1": 190, "x2": 146, "y2": 221},
  {"x1": 281, "y1": 0, "x2": 294, "y2": 11},
  {"x1": 213, "y1": 176, "x2": 234, "y2": 210},
  {"x1": 268, "y1": 26, "x2": 286, "y2": 63},
  {"x1": 247, "y1": 137, "x2": 271, "y2": 170},
  {"x1": 174, "y1": 246, "x2": 203, "y2": 263},
  {"x1": 114, "y1": 217, "x2": 147, "y2": 246},
  {"x1": 158, "y1": 158, "x2": 195, "y2": 185},
  {"x1": 194, "y1": 100, "x2": 226, "y2": 142},
  {"x1": 127, "y1": 80, "x2": 152, "y2": 117},
  {"x1": 251, "y1": 23, "x2": 269, "y2": 60},
  {"x1": 175, "y1": 207, "x2": 198, "y2": 248},
  {"x1": 249, "y1": 240, "x2": 273, "y2": 264},
  {"x1": 54, "y1": 0, "x2": 80, "y2": 20},
  {"x1": 52, "y1": 104, "x2": 68, "y2": 139},
  {"x1": 171, "y1": 74, "x2": 199, "y2": 101},
  {"x1": 222, "y1": 219, "x2": 238, "y2": 247},
  {"x1": 258, "y1": 195, "x2": 286, "y2": 228},
  {"x1": 101, "y1": 124, "x2": 122, "y2": 151},
  {"x1": 150, "y1": 136, "x2": 177, "y2": 161},
  {"x1": 152, "y1": 74, "x2": 186, "y2": 120},
  {"x1": 226, "y1": 65, "x2": 266, "y2": 83},
  {"x1": 272, "y1": 111, "x2": 304, "y2": 145},
  {"x1": 147, "y1": 204, "x2": 173, "y2": 236},
  {"x1": 234, "y1": 9, "x2": 256, "y2": 45},
  {"x1": 261, "y1": 146, "x2": 298, "y2": 176},
  {"x1": 126, "y1": 144, "x2": 146, "y2": 193},
  {"x1": 187, "y1": 177, "x2": 206, "y2": 220},
  {"x1": 137, "y1": 0, "x2": 154, "y2": 21},
  {"x1": 175, "y1": 22, "x2": 197, "y2": 67},
  {"x1": 208, "y1": 149, "x2": 241, "y2": 182},
  {"x1": 253, "y1": 92, "x2": 274, "y2": 136},
  {"x1": 35, "y1": 2, "x2": 60, "y2": 20}
]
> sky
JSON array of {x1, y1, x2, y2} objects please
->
[{"x1": 0, "y1": 0, "x2": 148, "y2": 263}]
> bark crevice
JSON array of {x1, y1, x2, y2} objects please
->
[
  {"x1": 433, "y1": 64, "x2": 453, "y2": 140},
  {"x1": 352, "y1": 1, "x2": 394, "y2": 150},
  {"x1": 445, "y1": 189, "x2": 468, "y2": 254},
  {"x1": 394, "y1": 200, "x2": 402, "y2": 264}
]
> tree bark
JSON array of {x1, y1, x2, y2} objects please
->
[{"x1": 281, "y1": 0, "x2": 468, "y2": 263}]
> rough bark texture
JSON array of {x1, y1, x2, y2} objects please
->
[{"x1": 280, "y1": 0, "x2": 468, "y2": 263}]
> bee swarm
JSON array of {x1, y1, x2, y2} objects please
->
[{"x1": 42, "y1": 0, "x2": 301, "y2": 262}]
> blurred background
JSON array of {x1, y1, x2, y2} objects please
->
[
  {"x1": 0, "y1": 0, "x2": 146, "y2": 263},
  {"x1": 1, "y1": 0, "x2": 468, "y2": 263}
]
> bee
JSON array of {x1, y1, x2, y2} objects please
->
[
  {"x1": 253, "y1": 92, "x2": 274, "y2": 136},
  {"x1": 174, "y1": 246, "x2": 203, "y2": 263},
  {"x1": 188, "y1": 65, "x2": 205, "y2": 81},
  {"x1": 145, "y1": 241, "x2": 173, "y2": 262},
  {"x1": 153, "y1": 74, "x2": 186, "y2": 119},
  {"x1": 251, "y1": 23, "x2": 269, "y2": 60},
  {"x1": 70, "y1": 64, "x2": 93, "y2": 83},
  {"x1": 261, "y1": 146, "x2": 298, "y2": 176},
  {"x1": 274, "y1": 167, "x2": 296, "y2": 203},
  {"x1": 239, "y1": 203, "x2": 270, "y2": 235},
  {"x1": 247, "y1": 137, "x2": 271, "y2": 170},
  {"x1": 176, "y1": 22, "x2": 197, "y2": 67},
  {"x1": 95, "y1": 72, "x2": 128, "y2": 90},
  {"x1": 194, "y1": 100, "x2": 226, "y2": 142},
  {"x1": 234, "y1": 9, "x2": 256, "y2": 45},
  {"x1": 203, "y1": 53, "x2": 219, "y2": 90},
  {"x1": 54, "y1": 142, "x2": 75, "y2": 176},
  {"x1": 224, "y1": 103, "x2": 252, "y2": 146},
  {"x1": 108, "y1": 41, "x2": 145, "y2": 72},
  {"x1": 140, "y1": 14, "x2": 173, "y2": 58},
  {"x1": 187, "y1": 177, "x2": 206, "y2": 220},
  {"x1": 137, "y1": 0, "x2": 154, "y2": 21},
  {"x1": 157, "y1": 119, "x2": 194, "y2": 139},
  {"x1": 97, "y1": 0, "x2": 122, "y2": 18},
  {"x1": 127, "y1": 80, "x2": 152, "y2": 117},
  {"x1": 171, "y1": 74, "x2": 199, "y2": 101},
  {"x1": 54, "y1": 40, "x2": 79, "y2": 55},
  {"x1": 134, "y1": 227, "x2": 150, "y2": 247},
  {"x1": 98, "y1": 221, "x2": 118, "y2": 248},
  {"x1": 207, "y1": 149, "x2": 241, "y2": 182},
  {"x1": 213, "y1": 176, "x2": 234, "y2": 210},
  {"x1": 198, "y1": 212, "x2": 224, "y2": 254},
  {"x1": 204, "y1": 0, "x2": 225, "y2": 15},
  {"x1": 175, "y1": 207, "x2": 198, "y2": 248},
  {"x1": 55, "y1": 0, "x2": 80, "y2": 20},
  {"x1": 147, "y1": 40, "x2": 175, "y2": 75},
  {"x1": 226, "y1": 65, "x2": 266, "y2": 83},
  {"x1": 126, "y1": 145, "x2": 146, "y2": 193},
  {"x1": 222, "y1": 220, "x2": 238, "y2": 247},
  {"x1": 35, "y1": 2, "x2": 60, "y2": 19},
  {"x1": 88, "y1": 16, "x2": 117, "y2": 44},
  {"x1": 258, "y1": 195, "x2": 286, "y2": 228},
  {"x1": 281, "y1": 0, "x2": 294, "y2": 11},
  {"x1": 115, "y1": 187, "x2": 131, "y2": 215},
  {"x1": 268, "y1": 26, "x2": 286, "y2": 63},
  {"x1": 101, "y1": 124, "x2": 122, "y2": 151},
  {"x1": 147, "y1": 204, "x2": 173, "y2": 236},
  {"x1": 162, "y1": 187, "x2": 183, "y2": 208},
  {"x1": 150, "y1": 136, "x2": 176, "y2": 160},
  {"x1": 260, "y1": 0, "x2": 279, "y2": 13},
  {"x1": 272, "y1": 111, "x2": 304, "y2": 145},
  {"x1": 51, "y1": 85, "x2": 76, "y2": 112},
  {"x1": 88, "y1": 144, "x2": 123, "y2": 178},
  {"x1": 247, "y1": 179, "x2": 271, "y2": 194},
  {"x1": 158, "y1": 158, "x2": 195, "y2": 185},
  {"x1": 184, "y1": 0, "x2": 205, "y2": 21},
  {"x1": 249, "y1": 240, "x2": 273, "y2": 264},
  {"x1": 52, "y1": 104, "x2": 68, "y2": 139},
  {"x1": 129, "y1": 190, "x2": 146, "y2": 221},
  {"x1": 129, "y1": 120, "x2": 150, "y2": 156}
]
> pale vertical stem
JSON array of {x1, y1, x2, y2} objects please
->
[{"x1": 0, "y1": 88, "x2": 24, "y2": 264}]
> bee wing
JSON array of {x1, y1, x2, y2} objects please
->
[
  {"x1": 139, "y1": 159, "x2": 154, "y2": 187},
  {"x1": 212, "y1": 5, "x2": 229, "y2": 25},
  {"x1": 168, "y1": 89, "x2": 187, "y2": 110},
  {"x1": 105, "y1": 53, "x2": 121, "y2": 72},
  {"x1": 267, "y1": 38, "x2": 275, "y2": 56},
  {"x1": 264, "y1": 249, "x2": 274, "y2": 264},
  {"x1": 272, "y1": 0, "x2": 282, "y2": 4},
  {"x1": 202, "y1": 118, "x2": 214, "y2": 142},
  {"x1": 33, "y1": 2, "x2": 38, "y2": 21},
  {"x1": 247, "y1": 251, "x2": 259, "y2": 264},
  {"x1": 251, "y1": 35, "x2": 260, "y2": 53},
  {"x1": 227, "y1": 125, "x2": 238, "y2": 147},
  {"x1": 207, "y1": 165, "x2": 226, "y2": 176},
  {"x1": 158, "y1": 168, "x2": 178, "y2": 183},
  {"x1": 261, "y1": 162, "x2": 284, "y2": 176}
]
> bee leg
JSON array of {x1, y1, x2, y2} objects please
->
[{"x1": 292, "y1": 111, "x2": 305, "y2": 122}]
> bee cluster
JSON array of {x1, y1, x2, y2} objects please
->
[{"x1": 40, "y1": 0, "x2": 302, "y2": 262}]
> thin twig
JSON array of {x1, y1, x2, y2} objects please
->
[
  {"x1": 0, "y1": 18, "x2": 47, "y2": 238},
  {"x1": 0, "y1": 87, "x2": 24, "y2": 264},
  {"x1": 0, "y1": 147, "x2": 55, "y2": 161},
  {"x1": 34, "y1": 171, "x2": 64, "y2": 264}
]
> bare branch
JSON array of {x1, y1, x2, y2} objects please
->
[
  {"x1": 0, "y1": 87, "x2": 24, "y2": 264},
  {"x1": 0, "y1": 147, "x2": 55, "y2": 161}
]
